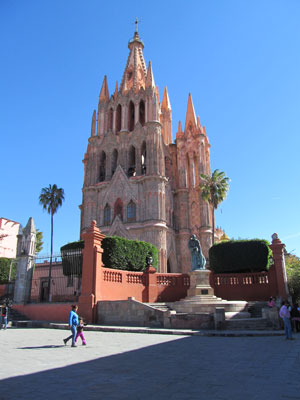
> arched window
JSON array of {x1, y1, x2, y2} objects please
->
[
  {"x1": 111, "y1": 149, "x2": 118, "y2": 176},
  {"x1": 128, "y1": 101, "x2": 135, "y2": 132},
  {"x1": 114, "y1": 198, "x2": 123, "y2": 221},
  {"x1": 128, "y1": 145, "x2": 136, "y2": 177},
  {"x1": 108, "y1": 108, "x2": 113, "y2": 131},
  {"x1": 103, "y1": 204, "x2": 111, "y2": 226},
  {"x1": 99, "y1": 151, "x2": 106, "y2": 182},
  {"x1": 116, "y1": 104, "x2": 122, "y2": 132},
  {"x1": 139, "y1": 100, "x2": 145, "y2": 126},
  {"x1": 141, "y1": 141, "x2": 146, "y2": 175},
  {"x1": 127, "y1": 200, "x2": 136, "y2": 222}
]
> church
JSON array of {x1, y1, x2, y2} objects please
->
[{"x1": 79, "y1": 28, "x2": 213, "y2": 273}]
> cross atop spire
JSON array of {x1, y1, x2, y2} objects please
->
[{"x1": 134, "y1": 17, "x2": 141, "y2": 33}]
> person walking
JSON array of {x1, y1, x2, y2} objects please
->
[
  {"x1": 279, "y1": 300, "x2": 295, "y2": 340},
  {"x1": 0, "y1": 305, "x2": 8, "y2": 330},
  {"x1": 63, "y1": 305, "x2": 79, "y2": 347},
  {"x1": 75, "y1": 318, "x2": 87, "y2": 346}
]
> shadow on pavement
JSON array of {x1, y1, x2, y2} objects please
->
[
  {"x1": 18, "y1": 345, "x2": 65, "y2": 349},
  {"x1": 0, "y1": 335, "x2": 294, "y2": 400}
]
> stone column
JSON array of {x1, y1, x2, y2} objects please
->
[
  {"x1": 13, "y1": 217, "x2": 36, "y2": 304},
  {"x1": 145, "y1": 265, "x2": 157, "y2": 302},
  {"x1": 269, "y1": 233, "x2": 289, "y2": 300},
  {"x1": 78, "y1": 220, "x2": 105, "y2": 323}
]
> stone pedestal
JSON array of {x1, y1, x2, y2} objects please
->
[
  {"x1": 172, "y1": 269, "x2": 247, "y2": 314},
  {"x1": 187, "y1": 270, "x2": 215, "y2": 299}
]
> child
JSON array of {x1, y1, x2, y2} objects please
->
[{"x1": 75, "y1": 318, "x2": 86, "y2": 346}]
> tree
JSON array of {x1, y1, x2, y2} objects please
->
[
  {"x1": 35, "y1": 229, "x2": 43, "y2": 254},
  {"x1": 199, "y1": 169, "x2": 229, "y2": 245},
  {"x1": 285, "y1": 252, "x2": 300, "y2": 304},
  {"x1": 39, "y1": 184, "x2": 65, "y2": 301}
]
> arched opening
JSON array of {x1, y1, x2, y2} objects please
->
[
  {"x1": 127, "y1": 200, "x2": 136, "y2": 222},
  {"x1": 111, "y1": 149, "x2": 118, "y2": 176},
  {"x1": 139, "y1": 100, "x2": 145, "y2": 126},
  {"x1": 193, "y1": 152, "x2": 198, "y2": 186},
  {"x1": 128, "y1": 101, "x2": 135, "y2": 132},
  {"x1": 103, "y1": 204, "x2": 111, "y2": 226},
  {"x1": 141, "y1": 141, "x2": 146, "y2": 175},
  {"x1": 99, "y1": 151, "x2": 106, "y2": 182},
  {"x1": 114, "y1": 198, "x2": 123, "y2": 221},
  {"x1": 116, "y1": 104, "x2": 122, "y2": 132},
  {"x1": 167, "y1": 259, "x2": 171, "y2": 273},
  {"x1": 128, "y1": 145, "x2": 136, "y2": 177},
  {"x1": 108, "y1": 108, "x2": 113, "y2": 131},
  {"x1": 185, "y1": 154, "x2": 190, "y2": 188}
]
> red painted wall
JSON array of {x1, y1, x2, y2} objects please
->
[
  {"x1": 13, "y1": 303, "x2": 73, "y2": 323},
  {"x1": 210, "y1": 266, "x2": 278, "y2": 301},
  {"x1": 99, "y1": 267, "x2": 190, "y2": 303}
]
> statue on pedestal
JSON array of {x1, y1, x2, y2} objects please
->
[{"x1": 188, "y1": 234, "x2": 206, "y2": 271}]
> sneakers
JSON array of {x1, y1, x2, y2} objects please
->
[
  {"x1": 82, "y1": 343, "x2": 86, "y2": 346},
  {"x1": 63, "y1": 339, "x2": 67, "y2": 345},
  {"x1": 71, "y1": 344, "x2": 77, "y2": 347}
]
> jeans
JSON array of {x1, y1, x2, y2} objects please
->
[
  {"x1": 64, "y1": 325, "x2": 77, "y2": 345},
  {"x1": 0, "y1": 316, "x2": 7, "y2": 329},
  {"x1": 283, "y1": 317, "x2": 292, "y2": 339}
]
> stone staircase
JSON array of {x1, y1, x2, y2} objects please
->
[
  {"x1": 247, "y1": 301, "x2": 268, "y2": 318},
  {"x1": 225, "y1": 301, "x2": 274, "y2": 330},
  {"x1": 224, "y1": 317, "x2": 273, "y2": 330},
  {"x1": 147, "y1": 302, "x2": 172, "y2": 312}
]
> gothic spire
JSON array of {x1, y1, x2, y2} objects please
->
[
  {"x1": 185, "y1": 93, "x2": 197, "y2": 131},
  {"x1": 161, "y1": 86, "x2": 171, "y2": 110},
  {"x1": 145, "y1": 61, "x2": 155, "y2": 88},
  {"x1": 99, "y1": 75, "x2": 109, "y2": 102},
  {"x1": 120, "y1": 29, "x2": 147, "y2": 93}
]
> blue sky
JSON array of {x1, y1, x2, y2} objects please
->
[{"x1": 1, "y1": 0, "x2": 300, "y2": 257}]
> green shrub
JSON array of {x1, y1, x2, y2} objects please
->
[
  {"x1": 209, "y1": 239, "x2": 272, "y2": 273},
  {"x1": 60, "y1": 236, "x2": 159, "y2": 274},
  {"x1": 60, "y1": 241, "x2": 84, "y2": 276},
  {"x1": 0, "y1": 258, "x2": 16, "y2": 284},
  {"x1": 102, "y1": 236, "x2": 159, "y2": 271}
]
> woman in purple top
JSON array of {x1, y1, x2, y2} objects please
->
[{"x1": 279, "y1": 300, "x2": 294, "y2": 340}]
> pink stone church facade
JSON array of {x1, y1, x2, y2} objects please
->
[{"x1": 80, "y1": 30, "x2": 213, "y2": 273}]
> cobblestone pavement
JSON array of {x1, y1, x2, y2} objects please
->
[{"x1": 0, "y1": 328, "x2": 299, "y2": 400}]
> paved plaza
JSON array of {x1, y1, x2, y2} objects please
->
[{"x1": 0, "y1": 328, "x2": 300, "y2": 400}]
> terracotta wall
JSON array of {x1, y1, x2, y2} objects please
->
[
  {"x1": 12, "y1": 303, "x2": 73, "y2": 323},
  {"x1": 210, "y1": 266, "x2": 278, "y2": 301},
  {"x1": 0, "y1": 284, "x2": 6, "y2": 297},
  {"x1": 99, "y1": 266, "x2": 189, "y2": 303}
]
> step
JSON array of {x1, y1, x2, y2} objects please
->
[{"x1": 225, "y1": 317, "x2": 273, "y2": 330}]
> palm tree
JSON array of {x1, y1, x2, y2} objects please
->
[
  {"x1": 39, "y1": 184, "x2": 65, "y2": 301},
  {"x1": 199, "y1": 169, "x2": 229, "y2": 245}
]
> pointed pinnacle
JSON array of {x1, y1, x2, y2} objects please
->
[
  {"x1": 185, "y1": 93, "x2": 197, "y2": 131},
  {"x1": 146, "y1": 61, "x2": 155, "y2": 88},
  {"x1": 99, "y1": 75, "x2": 109, "y2": 102},
  {"x1": 162, "y1": 86, "x2": 171, "y2": 111}
]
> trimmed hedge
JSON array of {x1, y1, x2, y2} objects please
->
[
  {"x1": 60, "y1": 236, "x2": 159, "y2": 275},
  {"x1": 209, "y1": 239, "x2": 272, "y2": 274},
  {"x1": 102, "y1": 236, "x2": 158, "y2": 271}
]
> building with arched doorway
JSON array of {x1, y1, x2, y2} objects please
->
[{"x1": 80, "y1": 29, "x2": 212, "y2": 273}]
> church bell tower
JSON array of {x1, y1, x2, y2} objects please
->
[{"x1": 80, "y1": 27, "x2": 212, "y2": 273}]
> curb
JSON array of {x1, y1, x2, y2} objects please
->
[{"x1": 11, "y1": 320, "x2": 285, "y2": 337}]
